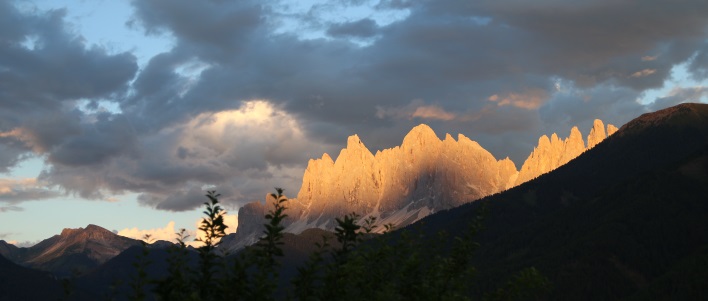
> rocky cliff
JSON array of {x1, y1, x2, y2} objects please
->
[
  {"x1": 515, "y1": 119, "x2": 618, "y2": 185},
  {"x1": 283, "y1": 124, "x2": 519, "y2": 233},
  {"x1": 221, "y1": 120, "x2": 616, "y2": 251}
]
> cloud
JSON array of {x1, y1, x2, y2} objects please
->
[
  {"x1": 649, "y1": 86, "x2": 708, "y2": 111},
  {"x1": 0, "y1": 1, "x2": 137, "y2": 174},
  {"x1": 118, "y1": 221, "x2": 181, "y2": 243},
  {"x1": 642, "y1": 56, "x2": 658, "y2": 62},
  {"x1": 539, "y1": 81, "x2": 648, "y2": 135},
  {"x1": 0, "y1": 232, "x2": 38, "y2": 247},
  {"x1": 689, "y1": 42, "x2": 708, "y2": 80},
  {"x1": 327, "y1": 18, "x2": 379, "y2": 38},
  {"x1": 411, "y1": 105, "x2": 456, "y2": 121},
  {"x1": 0, "y1": 178, "x2": 60, "y2": 203},
  {"x1": 376, "y1": 100, "x2": 457, "y2": 121},
  {"x1": 488, "y1": 89, "x2": 549, "y2": 110},
  {"x1": 118, "y1": 213, "x2": 237, "y2": 246},
  {"x1": 0, "y1": 205, "x2": 23, "y2": 212},
  {"x1": 630, "y1": 69, "x2": 657, "y2": 78},
  {"x1": 37, "y1": 100, "x2": 333, "y2": 211},
  {"x1": 192, "y1": 213, "x2": 238, "y2": 247}
]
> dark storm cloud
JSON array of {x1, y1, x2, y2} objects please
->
[
  {"x1": 327, "y1": 18, "x2": 379, "y2": 38},
  {"x1": 0, "y1": 1, "x2": 142, "y2": 205},
  {"x1": 3, "y1": 0, "x2": 708, "y2": 211},
  {"x1": 129, "y1": 0, "x2": 265, "y2": 62},
  {"x1": 539, "y1": 82, "x2": 648, "y2": 134},
  {"x1": 0, "y1": 0, "x2": 138, "y2": 170},
  {"x1": 36, "y1": 100, "x2": 333, "y2": 210},
  {"x1": 0, "y1": 142, "x2": 27, "y2": 173},
  {"x1": 428, "y1": 0, "x2": 708, "y2": 89},
  {"x1": 47, "y1": 113, "x2": 138, "y2": 167}
]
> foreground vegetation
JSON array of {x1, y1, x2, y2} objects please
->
[{"x1": 122, "y1": 189, "x2": 549, "y2": 301}]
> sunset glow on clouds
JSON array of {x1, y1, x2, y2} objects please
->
[
  {"x1": 118, "y1": 213, "x2": 238, "y2": 246},
  {"x1": 1, "y1": 0, "x2": 707, "y2": 244}
]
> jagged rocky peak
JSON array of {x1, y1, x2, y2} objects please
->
[
  {"x1": 515, "y1": 119, "x2": 618, "y2": 186},
  {"x1": 401, "y1": 123, "x2": 441, "y2": 149},
  {"x1": 227, "y1": 119, "x2": 624, "y2": 251},
  {"x1": 607, "y1": 124, "x2": 619, "y2": 136},
  {"x1": 587, "y1": 119, "x2": 607, "y2": 149},
  {"x1": 283, "y1": 123, "x2": 519, "y2": 234},
  {"x1": 342, "y1": 134, "x2": 374, "y2": 158}
]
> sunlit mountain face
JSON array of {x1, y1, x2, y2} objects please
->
[{"x1": 221, "y1": 119, "x2": 617, "y2": 251}]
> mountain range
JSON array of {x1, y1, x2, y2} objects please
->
[
  {"x1": 1, "y1": 103, "x2": 706, "y2": 300},
  {"x1": 220, "y1": 118, "x2": 617, "y2": 251},
  {"x1": 0, "y1": 224, "x2": 141, "y2": 277}
]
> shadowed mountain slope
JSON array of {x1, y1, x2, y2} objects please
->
[
  {"x1": 0, "y1": 254, "x2": 62, "y2": 301},
  {"x1": 414, "y1": 103, "x2": 708, "y2": 300}
]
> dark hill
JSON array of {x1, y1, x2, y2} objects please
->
[
  {"x1": 0, "y1": 253, "x2": 62, "y2": 301},
  {"x1": 414, "y1": 103, "x2": 708, "y2": 300}
]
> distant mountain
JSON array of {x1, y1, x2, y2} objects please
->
[
  {"x1": 69, "y1": 228, "x2": 336, "y2": 301},
  {"x1": 414, "y1": 103, "x2": 708, "y2": 299},
  {"x1": 222, "y1": 120, "x2": 616, "y2": 251},
  {"x1": 3, "y1": 224, "x2": 142, "y2": 277},
  {"x1": 0, "y1": 240, "x2": 20, "y2": 261}
]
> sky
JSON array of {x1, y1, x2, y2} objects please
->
[{"x1": 1, "y1": 0, "x2": 707, "y2": 245}]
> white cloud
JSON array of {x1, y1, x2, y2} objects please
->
[
  {"x1": 190, "y1": 213, "x2": 238, "y2": 247},
  {"x1": 118, "y1": 221, "x2": 181, "y2": 243},
  {"x1": 118, "y1": 213, "x2": 238, "y2": 246}
]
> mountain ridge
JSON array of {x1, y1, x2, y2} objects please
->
[
  {"x1": 221, "y1": 117, "x2": 617, "y2": 251},
  {"x1": 1, "y1": 224, "x2": 142, "y2": 277}
]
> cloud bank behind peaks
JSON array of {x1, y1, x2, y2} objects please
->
[
  {"x1": 118, "y1": 214, "x2": 238, "y2": 246},
  {"x1": 39, "y1": 100, "x2": 335, "y2": 211}
]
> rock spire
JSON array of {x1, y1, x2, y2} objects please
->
[{"x1": 515, "y1": 119, "x2": 617, "y2": 186}]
